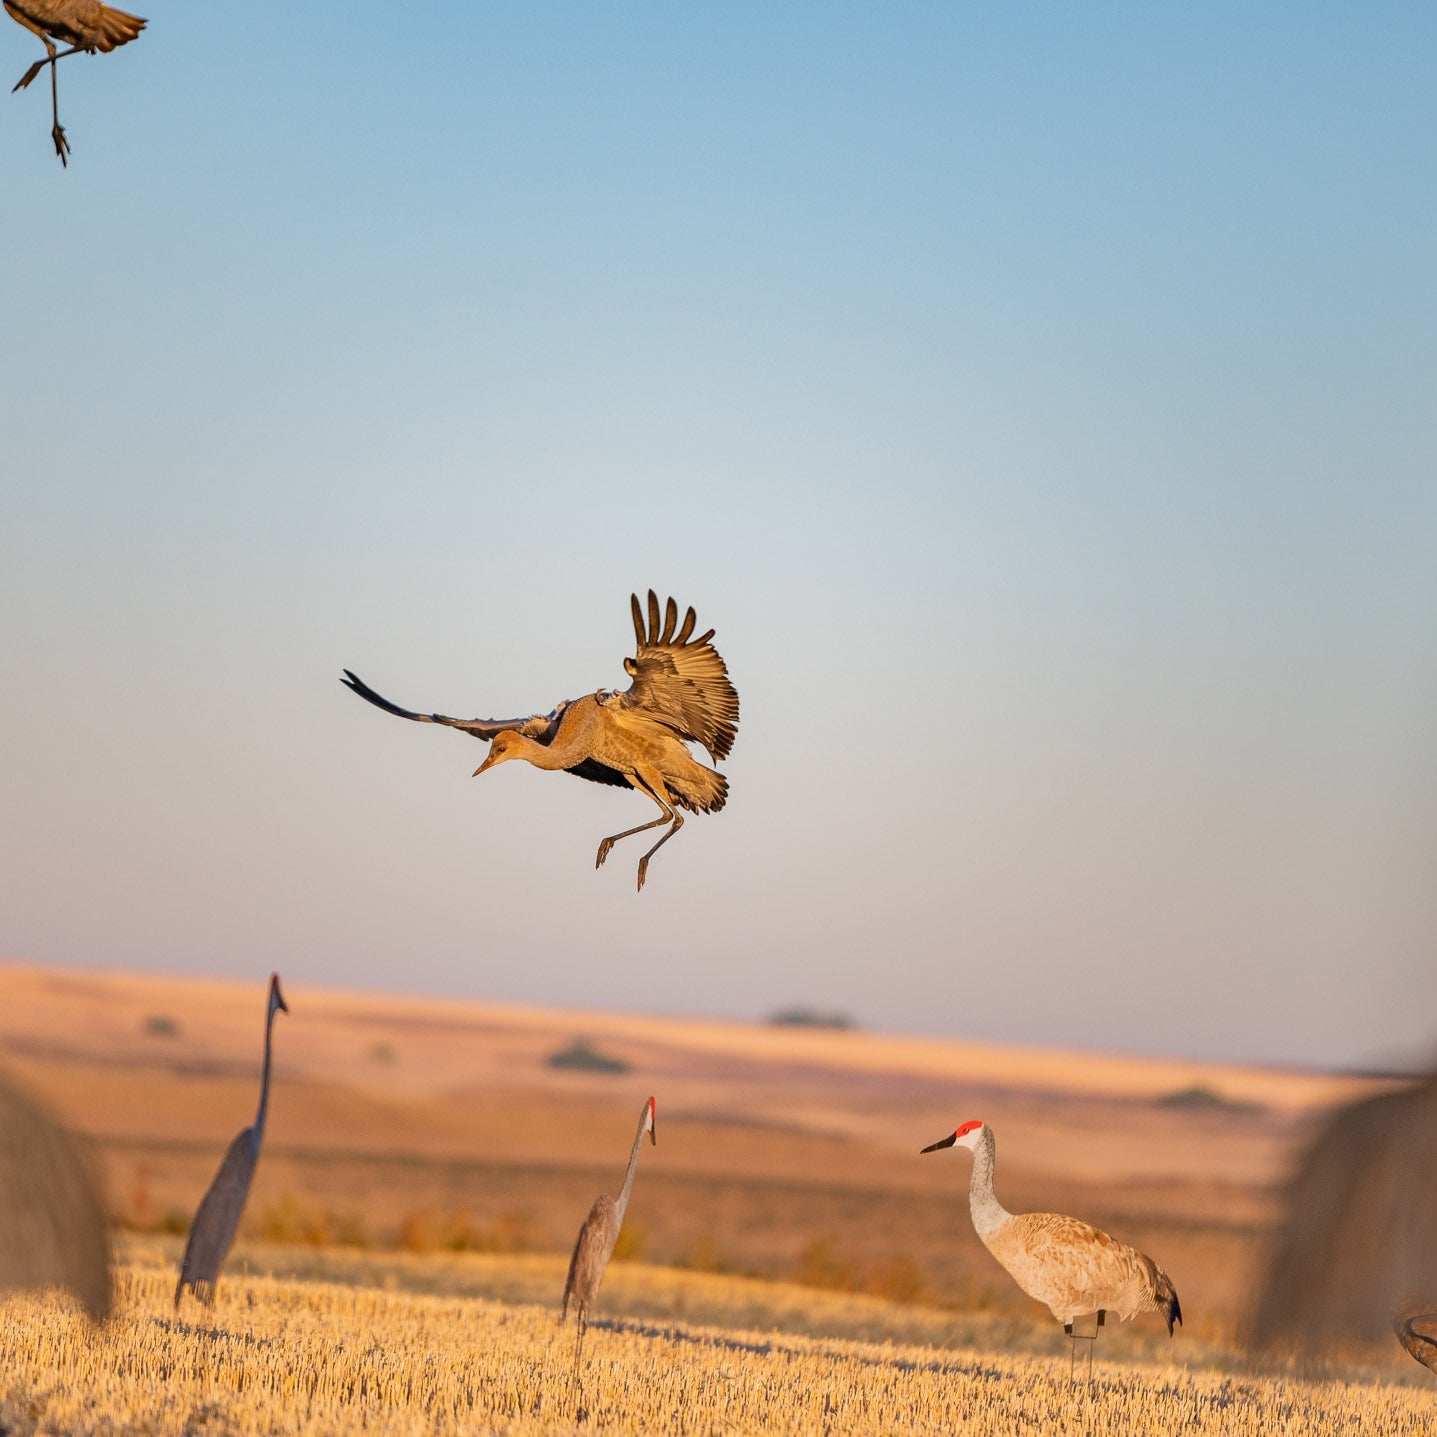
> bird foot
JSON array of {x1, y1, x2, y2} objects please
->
[
  {"x1": 52, "y1": 121, "x2": 70, "y2": 165},
  {"x1": 595, "y1": 839, "x2": 615, "y2": 869},
  {"x1": 13, "y1": 59, "x2": 45, "y2": 92},
  {"x1": 635, "y1": 859, "x2": 649, "y2": 893}
]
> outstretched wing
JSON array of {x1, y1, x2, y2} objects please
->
[
  {"x1": 608, "y1": 592, "x2": 739, "y2": 762},
  {"x1": 341, "y1": 671, "x2": 633, "y2": 791},
  {"x1": 341, "y1": 670, "x2": 562, "y2": 741}
]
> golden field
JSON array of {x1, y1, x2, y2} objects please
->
[
  {"x1": 1, "y1": 1247, "x2": 1433, "y2": 1436},
  {"x1": 0, "y1": 961, "x2": 1431, "y2": 1432}
]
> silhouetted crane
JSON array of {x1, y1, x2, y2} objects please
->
[
  {"x1": 560, "y1": 1097, "x2": 656, "y2": 1400},
  {"x1": 342, "y1": 591, "x2": 739, "y2": 891},
  {"x1": 175, "y1": 973, "x2": 288, "y2": 1308},
  {"x1": 0, "y1": 1070, "x2": 110, "y2": 1320},
  {"x1": 1249, "y1": 1067, "x2": 1437, "y2": 1369},
  {"x1": 6, "y1": 0, "x2": 145, "y2": 165},
  {"x1": 923, "y1": 1119, "x2": 1181, "y2": 1375}
]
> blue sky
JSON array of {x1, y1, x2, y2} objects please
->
[{"x1": 3, "y1": 3, "x2": 1434, "y2": 1068}]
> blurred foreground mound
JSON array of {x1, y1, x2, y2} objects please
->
[
  {"x1": 1250, "y1": 1067, "x2": 1437, "y2": 1368},
  {"x1": 0, "y1": 1070, "x2": 111, "y2": 1320}
]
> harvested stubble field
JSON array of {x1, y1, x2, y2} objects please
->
[
  {"x1": 1, "y1": 1247, "x2": 1433, "y2": 1436},
  {"x1": 1, "y1": 963, "x2": 1432, "y2": 1432}
]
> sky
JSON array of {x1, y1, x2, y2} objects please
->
[{"x1": 3, "y1": 3, "x2": 1434, "y2": 1071}]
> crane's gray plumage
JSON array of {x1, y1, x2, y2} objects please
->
[
  {"x1": 175, "y1": 973, "x2": 288, "y2": 1308},
  {"x1": 0, "y1": 1070, "x2": 110, "y2": 1321},
  {"x1": 560, "y1": 1097, "x2": 656, "y2": 1399},
  {"x1": 6, "y1": 0, "x2": 145, "y2": 164},
  {"x1": 342, "y1": 590, "x2": 739, "y2": 890}
]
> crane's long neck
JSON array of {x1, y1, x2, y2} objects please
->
[
  {"x1": 968, "y1": 1126, "x2": 1011, "y2": 1239},
  {"x1": 511, "y1": 698, "x2": 599, "y2": 771},
  {"x1": 255, "y1": 1000, "x2": 278, "y2": 1135},
  {"x1": 612, "y1": 1108, "x2": 650, "y2": 1230}
]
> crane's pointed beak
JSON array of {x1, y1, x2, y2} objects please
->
[
  {"x1": 921, "y1": 1132, "x2": 958, "y2": 1154},
  {"x1": 473, "y1": 751, "x2": 499, "y2": 777}
]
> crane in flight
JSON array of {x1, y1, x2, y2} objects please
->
[
  {"x1": 342, "y1": 591, "x2": 739, "y2": 891},
  {"x1": 175, "y1": 973, "x2": 288, "y2": 1308},
  {"x1": 923, "y1": 1119, "x2": 1181, "y2": 1376},
  {"x1": 5, "y1": 0, "x2": 145, "y2": 165},
  {"x1": 560, "y1": 1097, "x2": 656, "y2": 1404}
]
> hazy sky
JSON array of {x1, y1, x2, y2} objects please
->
[{"x1": 4, "y1": 4, "x2": 1434, "y2": 1070}]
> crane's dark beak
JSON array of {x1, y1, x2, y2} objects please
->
[{"x1": 921, "y1": 1132, "x2": 957, "y2": 1154}]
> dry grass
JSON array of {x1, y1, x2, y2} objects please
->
[{"x1": 0, "y1": 1247, "x2": 1432, "y2": 1436}]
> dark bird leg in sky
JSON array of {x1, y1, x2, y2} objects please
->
[
  {"x1": 8, "y1": 29, "x2": 75, "y2": 163},
  {"x1": 595, "y1": 770, "x2": 683, "y2": 892}
]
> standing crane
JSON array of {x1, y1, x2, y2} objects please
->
[
  {"x1": 560, "y1": 1096, "x2": 656, "y2": 1401},
  {"x1": 175, "y1": 973, "x2": 288, "y2": 1308},
  {"x1": 0, "y1": 1070, "x2": 110, "y2": 1321},
  {"x1": 922, "y1": 1119, "x2": 1181, "y2": 1375},
  {"x1": 342, "y1": 591, "x2": 739, "y2": 892},
  {"x1": 5, "y1": 0, "x2": 145, "y2": 165}
]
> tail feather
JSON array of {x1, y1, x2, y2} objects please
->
[
  {"x1": 668, "y1": 762, "x2": 727, "y2": 815},
  {"x1": 94, "y1": 4, "x2": 147, "y2": 51},
  {"x1": 1155, "y1": 1269, "x2": 1182, "y2": 1335}
]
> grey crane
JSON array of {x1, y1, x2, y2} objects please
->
[
  {"x1": 923, "y1": 1119, "x2": 1180, "y2": 1377},
  {"x1": 6, "y1": 0, "x2": 145, "y2": 165},
  {"x1": 1249, "y1": 1066, "x2": 1437, "y2": 1370},
  {"x1": 0, "y1": 1070, "x2": 110, "y2": 1320},
  {"x1": 560, "y1": 1096, "x2": 656, "y2": 1400},
  {"x1": 342, "y1": 591, "x2": 739, "y2": 892},
  {"x1": 174, "y1": 973, "x2": 288, "y2": 1308}
]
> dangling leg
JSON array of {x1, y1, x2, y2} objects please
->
[
  {"x1": 1064, "y1": 1322, "x2": 1075, "y2": 1380},
  {"x1": 47, "y1": 51, "x2": 69, "y2": 163},
  {"x1": 569, "y1": 1310, "x2": 587, "y2": 1409},
  {"x1": 626, "y1": 767, "x2": 685, "y2": 892},
  {"x1": 595, "y1": 785, "x2": 671, "y2": 874},
  {"x1": 9, "y1": 28, "x2": 83, "y2": 165}
]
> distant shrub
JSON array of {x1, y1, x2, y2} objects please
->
[
  {"x1": 863, "y1": 1256, "x2": 928, "y2": 1306},
  {"x1": 546, "y1": 1039, "x2": 630, "y2": 1075},
  {"x1": 144, "y1": 1013, "x2": 180, "y2": 1038},
  {"x1": 1156, "y1": 1085, "x2": 1260, "y2": 1114},
  {"x1": 256, "y1": 1192, "x2": 369, "y2": 1249},
  {"x1": 683, "y1": 1232, "x2": 735, "y2": 1274},
  {"x1": 397, "y1": 1207, "x2": 535, "y2": 1256},
  {"x1": 368, "y1": 1041, "x2": 397, "y2": 1065},
  {"x1": 793, "y1": 1236, "x2": 857, "y2": 1292},
  {"x1": 767, "y1": 1007, "x2": 854, "y2": 1030}
]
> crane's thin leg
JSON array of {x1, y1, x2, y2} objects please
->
[
  {"x1": 48, "y1": 54, "x2": 68, "y2": 163},
  {"x1": 569, "y1": 1311, "x2": 587, "y2": 1408},
  {"x1": 595, "y1": 779, "x2": 672, "y2": 879},
  {"x1": 630, "y1": 767, "x2": 683, "y2": 892},
  {"x1": 13, "y1": 41, "x2": 84, "y2": 91},
  {"x1": 10, "y1": 35, "x2": 80, "y2": 165},
  {"x1": 635, "y1": 810, "x2": 682, "y2": 892}
]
